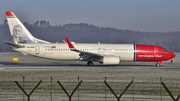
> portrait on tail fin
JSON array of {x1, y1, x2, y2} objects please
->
[{"x1": 12, "y1": 24, "x2": 27, "y2": 44}]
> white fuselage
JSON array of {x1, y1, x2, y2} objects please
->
[{"x1": 14, "y1": 43, "x2": 135, "y2": 61}]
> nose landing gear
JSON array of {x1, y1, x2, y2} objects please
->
[
  {"x1": 156, "y1": 63, "x2": 160, "y2": 67},
  {"x1": 156, "y1": 61, "x2": 166, "y2": 67}
]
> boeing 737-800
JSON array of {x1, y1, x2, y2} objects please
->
[{"x1": 4, "y1": 11, "x2": 175, "y2": 66}]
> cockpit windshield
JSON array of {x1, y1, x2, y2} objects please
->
[{"x1": 163, "y1": 50, "x2": 168, "y2": 52}]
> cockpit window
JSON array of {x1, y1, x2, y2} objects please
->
[{"x1": 163, "y1": 50, "x2": 168, "y2": 52}]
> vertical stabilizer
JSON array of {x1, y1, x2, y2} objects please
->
[{"x1": 6, "y1": 11, "x2": 50, "y2": 44}]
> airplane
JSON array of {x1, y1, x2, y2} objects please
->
[{"x1": 4, "y1": 11, "x2": 175, "y2": 66}]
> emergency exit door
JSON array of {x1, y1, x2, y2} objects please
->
[{"x1": 154, "y1": 47, "x2": 159, "y2": 56}]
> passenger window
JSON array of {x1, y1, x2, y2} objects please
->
[{"x1": 163, "y1": 50, "x2": 168, "y2": 52}]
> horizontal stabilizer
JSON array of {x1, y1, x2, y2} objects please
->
[{"x1": 3, "y1": 41, "x2": 25, "y2": 48}]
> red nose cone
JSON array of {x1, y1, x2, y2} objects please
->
[
  {"x1": 171, "y1": 52, "x2": 176, "y2": 58},
  {"x1": 168, "y1": 52, "x2": 176, "y2": 60}
]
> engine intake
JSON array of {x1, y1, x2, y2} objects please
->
[{"x1": 102, "y1": 56, "x2": 120, "y2": 64}]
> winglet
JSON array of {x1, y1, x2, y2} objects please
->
[
  {"x1": 66, "y1": 38, "x2": 75, "y2": 50},
  {"x1": 62, "y1": 39, "x2": 66, "y2": 43},
  {"x1": 6, "y1": 11, "x2": 16, "y2": 17}
]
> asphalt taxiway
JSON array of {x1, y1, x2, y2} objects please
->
[
  {"x1": 0, "y1": 52, "x2": 179, "y2": 70},
  {"x1": 0, "y1": 62, "x2": 179, "y2": 71}
]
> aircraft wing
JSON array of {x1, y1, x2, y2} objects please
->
[
  {"x1": 66, "y1": 38, "x2": 103, "y2": 61},
  {"x1": 3, "y1": 41, "x2": 25, "y2": 48}
]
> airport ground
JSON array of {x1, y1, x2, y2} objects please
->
[
  {"x1": 0, "y1": 52, "x2": 180, "y2": 101},
  {"x1": 0, "y1": 52, "x2": 179, "y2": 69}
]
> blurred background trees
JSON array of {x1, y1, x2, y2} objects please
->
[{"x1": 0, "y1": 20, "x2": 180, "y2": 52}]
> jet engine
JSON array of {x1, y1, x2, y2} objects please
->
[{"x1": 102, "y1": 56, "x2": 120, "y2": 64}]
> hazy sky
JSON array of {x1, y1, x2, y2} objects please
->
[{"x1": 0, "y1": 0, "x2": 180, "y2": 32}]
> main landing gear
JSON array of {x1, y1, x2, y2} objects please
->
[{"x1": 87, "y1": 61, "x2": 94, "y2": 66}]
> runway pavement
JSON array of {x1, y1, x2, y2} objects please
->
[
  {"x1": 0, "y1": 62, "x2": 179, "y2": 71},
  {"x1": 0, "y1": 52, "x2": 179, "y2": 70}
]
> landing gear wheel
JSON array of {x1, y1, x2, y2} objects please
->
[
  {"x1": 87, "y1": 61, "x2": 94, "y2": 66},
  {"x1": 156, "y1": 64, "x2": 160, "y2": 67}
]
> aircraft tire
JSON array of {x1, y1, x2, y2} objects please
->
[
  {"x1": 87, "y1": 61, "x2": 94, "y2": 66},
  {"x1": 156, "y1": 64, "x2": 160, "y2": 67}
]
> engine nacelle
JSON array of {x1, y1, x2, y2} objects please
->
[{"x1": 102, "y1": 56, "x2": 120, "y2": 64}]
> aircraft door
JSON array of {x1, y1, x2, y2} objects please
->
[
  {"x1": 35, "y1": 46, "x2": 39, "y2": 54},
  {"x1": 154, "y1": 47, "x2": 159, "y2": 56}
]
